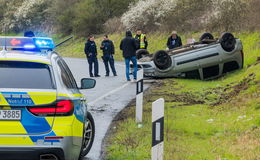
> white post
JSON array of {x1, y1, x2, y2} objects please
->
[
  {"x1": 152, "y1": 98, "x2": 164, "y2": 160},
  {"x1": 136, "y1": 68, "x2": 144, "y2": 124}
]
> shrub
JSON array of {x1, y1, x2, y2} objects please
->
[
  {"x1": 14, "y1": 0, "x2": 51, "y2": 31},
  {"x1": 162, "y1": 0, "x2": 213, "y2": 32},
  {"x1": 72, "y1": 0, "x2": 105, "y2": 36},
  {"x1": 104, "y1": 17, "x2": 124, "y2": 33},
  {"x1": 244, "y1": 0, "x2": 260, "y2": 31},
  {"x1": 121, "y1": 0, "x2": 177, "y2": 31},
  {"x1": 206, "y1": 0, "x2": 248, "y2": 32},
  {"x1": 0, "y1": 0, "x2": 24, "y2": 33},
  {"x1": 0, "y1": 0, "x2": 51, "y2": 33},
  {"x1": 121, "y1": 0, "x2": 259, "y2": 33},
  {"x1": 53, "y1": 0, "x2": 132, "y2": 36}
]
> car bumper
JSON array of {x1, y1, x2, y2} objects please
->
[
  {"x1": 0, "y1": 135, "x2": 82, "y2": 160},
  {"x1": 0, "y1": 147, "x2": 64, "y2": 160}
]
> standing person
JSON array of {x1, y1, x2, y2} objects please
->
[
  {"x1": 120, "y1": 31, "x2": 138, "y2": 82},
  {"x1": 135, "y1": 29, "x2": 148, "y2": 49},
  {"x1": 167, "y1": 31, "x2": 182, "y2": 49},
  {"x1": 100, "y1": 35, "x2": 117, "y2": 76},
  {"x1": 84, "y1": 35, "x2": 100, "y2": 77}
]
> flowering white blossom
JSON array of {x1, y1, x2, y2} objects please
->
[
  {"x1": 121, "y1": 0, "x2": 177, "y2": 30},
  {"x1": 15, "y1": 0, "x2": 44, "y2": 19},
  {"x1": 201, "y1": 0, "x2": 243, "y2": 25},
  {"x1": 1, "y1": 0, "x2": 50, "y2": 32},
  {"x1": 14, "y1": 0, "x2": 47, "y2": 29}
]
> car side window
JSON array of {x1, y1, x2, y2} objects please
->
[
  {"x1": 59, "y1": 59, "x2": 78, "y2": 89},
  {"x1": 57, "y1": 60, "x2": 75, "y2": 89}
]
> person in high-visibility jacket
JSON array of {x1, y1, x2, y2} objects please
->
[{"x1": 134, "y1": 29, "x2": 148, "y2": 49}]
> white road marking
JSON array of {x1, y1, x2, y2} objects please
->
[{"x1": 88, "y1": 82, "x2": 130, "y2": 106}]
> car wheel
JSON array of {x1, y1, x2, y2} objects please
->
[
  {"x1": 136, "y1": 49, "x2": 150, "y2": 60},
  {"x1": 199, "y1": 32, "x2": 214, "y2": 41},
  {"x1": 153, "y1": 50, "x2": 172, "y2": 70},
  {"x1": 79, "y1": 112, "x2": 95, "y2": 159},
  {"x1": 220, "y1": 32, "x2": 236, "y2": 52}
]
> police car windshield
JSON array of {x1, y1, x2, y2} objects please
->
[{"x1": 0, "y1": 61, "x2": 55, "y2": 89}]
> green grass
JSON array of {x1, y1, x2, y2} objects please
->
[
  {"x1": 104, "y1": 32, "x2": 260, "y2": 160},
  {"x1": 106, "y1": 65, "x2": 259, "y2": 160}
]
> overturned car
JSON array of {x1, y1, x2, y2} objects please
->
[{"x1": 134, "y1": 32, "x2": 244, "y2": 80}]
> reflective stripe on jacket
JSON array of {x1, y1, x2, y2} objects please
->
[
  {"x1": 135, "y1": 34, "x2": 146, "y2": 49},
  {"x1": 139, "y1": 34, "x2": 145, "y2": 49}
]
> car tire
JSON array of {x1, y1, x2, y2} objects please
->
[
  {"x1": 220, "y1": 32, "x2": 236, "y2": 52},
  {"x1": 153, "y1": 50, "x2": 172, "y2": 70},
  {"x1": 79, "y1": 112, "x2": 95, "y2": 160},
  {"x1": 199, "y1": 32, "x2": 214, "y2": 41},
  {"x1": 136, "y1": 49, "x2": 150, "y2": 60}
]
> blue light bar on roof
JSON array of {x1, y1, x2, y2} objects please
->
[
  {"x1": 33, "y1": 38, "x2": 55, "y2": 49},
  {"x1": 0, "y1": 37, "x2": 55, "y2": 50}
]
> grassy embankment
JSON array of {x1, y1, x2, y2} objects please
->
[{"x1": 100, "y1": 32, "x2": 259, "y2": 160}]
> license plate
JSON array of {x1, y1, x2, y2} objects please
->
[{"x1": 0, "y1": 109, "x2": 21, "y2": 121}]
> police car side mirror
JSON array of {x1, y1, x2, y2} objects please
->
[{"x1": 80, "y1": 78, "x2": 96, "y2": 89}]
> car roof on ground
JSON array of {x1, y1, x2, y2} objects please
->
[{"x1": 0, "y1": 50, "x2": 53, "y2": 64}]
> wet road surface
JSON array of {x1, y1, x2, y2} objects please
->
[{"x1": 64, "y1": 57, "x2": 150, "y2": 160}]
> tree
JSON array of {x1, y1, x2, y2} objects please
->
[
  {"x1": 0, "y1": 0, "x2": 51, "y2": 33},
  {"x1": 163, "y1": 0, "x2": 213, "y2": 32},
  {"x1": 121, "y1": 0, "x2": 177, "y2": 31}
]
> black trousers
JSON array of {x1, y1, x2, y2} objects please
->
[
  {"x1": 87, "y1": 56, "x2": 99, "y2": 76},
  {"x1": 102, "y1": 54, "x2": 117, "y2": 76}
]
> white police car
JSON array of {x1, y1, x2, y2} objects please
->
[{"x1": 0, "y1": 36, "x2": 95, "y2": 160}]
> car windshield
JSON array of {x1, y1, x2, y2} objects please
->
[{"x1": 0, "y1": 61, "x2": 55, "y2": 89}]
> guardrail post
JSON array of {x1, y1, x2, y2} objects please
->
[
  {"x1": 136, "y1": 68, "x2": 144, "y2": 124},
  {"x1": 152, "y1": 98, "x2": 164, "y2": 160}
]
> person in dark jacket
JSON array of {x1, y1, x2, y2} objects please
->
[
  {"x1": 167, "y1": 31, "x2": 182, "y2": 49},
  {"x1": 135, "y1": 29, "x2": 148, "y2": 49},
  {"x1": 100, "y1": 35, "x2": 117, "y2": 76},
  {"x1": 84, "y1": 35, "x2": 100, "y2": 77},
  {"x1": 120, "y1": 31, "x2": 138, "y2": 81}
]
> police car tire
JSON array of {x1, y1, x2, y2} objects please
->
[
  {"x1": 136, "y1": 49, "x2": 150, "y2": 60},
  {"x1": 220, "y1": 32, "x2": 236, "y2": 52},
  {"x1": 199, "y1": 32, "x2": 214, "y2": 41},
  {"x1": 153, "y1": 50, "x2": 172, "y2": 70},
  {"x1": 79, "y1": 112, "x2": 95, "y2": 159}
]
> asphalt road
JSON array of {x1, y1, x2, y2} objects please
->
[{"x1": 64, "y1": 57, "x2": 149, "y2": 160}]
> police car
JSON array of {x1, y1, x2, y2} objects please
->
[{"x1": 0, "y1": 37, "x2": 95, "y2": 160}]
